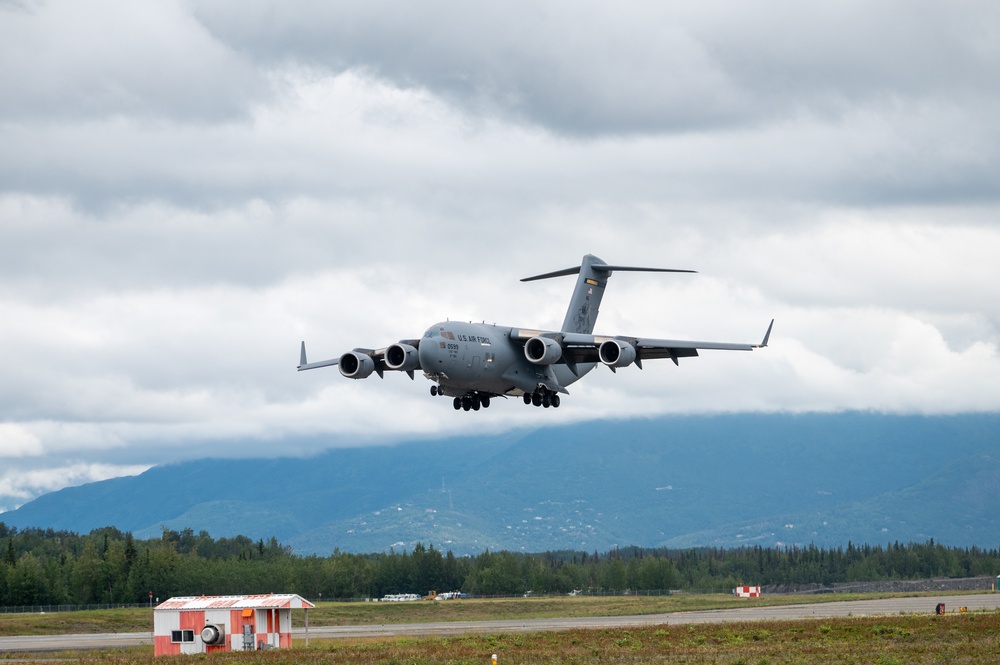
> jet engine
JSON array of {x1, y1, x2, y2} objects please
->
[
  {"x1": 201, "y1": 624, "x2": 225, "y2": 646},
  {"x1": 599, "y1": 339, "x2": 636, "y2": 368},
  {"x1": 339, "y1": 351, "x2": 376, "y2": 379},
  {"x1": 384, "y1": 343, "x2": 420, "y2": 371},
  {"x1": 524, "y1": 336, "x2": 562, "y2": 365}
]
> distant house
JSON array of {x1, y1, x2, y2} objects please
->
[
  {"x1": 153, "y1": 593, "x2": 314, "y2": 656},
  {"x1": 734, "y1": 585, "x2": 761, "y2": 598}
]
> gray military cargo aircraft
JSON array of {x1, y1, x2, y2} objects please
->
[{"x1": 298, "y1": 254, "x2": 772, "y2": 411}]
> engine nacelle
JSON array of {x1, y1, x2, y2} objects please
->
[
  {"x1": 384, "y1": 343, "x2": 420, "y2": 371},
  {"x1": 524, "y1": 336, "x2": 562, "y2": 365},
  {"x1": 599, "y1": 339, "x2": 637, "y2": 368},
  {"x1": 339, "y1": 351, "x2": 376, "y2": 379}
]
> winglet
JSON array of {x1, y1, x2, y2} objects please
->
[
  {"x1": 298, "y1": 342, "x2": 341, "y2": 371},
  {"x1": 755, "y1": 319, "x2": 774, "y2": 349}
]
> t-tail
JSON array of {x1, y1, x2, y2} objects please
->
[{"x1": 521, "y1": 254, "x2": 696, "y2": 334}]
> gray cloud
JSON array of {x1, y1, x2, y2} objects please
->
[
  {"x1": 1, "y1": 0, "x2": 998, "y2": 512},
  {"x1": 190, "y1": 1, "x2": 1000, "y2": 133},
  {"x1": 0, "y1": 0, "x2": 268, "y2": 122}
]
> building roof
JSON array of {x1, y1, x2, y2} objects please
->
[{"x1": 155, "y1": 593, "x2": 315, "y2": 611}]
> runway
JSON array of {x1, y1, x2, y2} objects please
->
[{"x1": 2, "y1": 593, "x2": 998, "y2": 653}]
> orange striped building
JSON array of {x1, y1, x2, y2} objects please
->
[{"x1": 153, "y1": 593, "x2": 314, "y2": 656}]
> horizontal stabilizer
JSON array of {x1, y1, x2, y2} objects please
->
[{"x1": 521, "y1": 264, "x2": 696, "y2": 282}]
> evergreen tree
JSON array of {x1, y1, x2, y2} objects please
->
[
  {"x1": 70, "y1": 540, "x2": 103, "y2": 604},
  {"x1": 7, "y1": 553, "x2": 48, "y2": 605}
]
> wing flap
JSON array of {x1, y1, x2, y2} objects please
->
[{"x1": 631, "y1": 338, "x2": 755, "y2": 352}]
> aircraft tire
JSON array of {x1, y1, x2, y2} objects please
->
[
  {"x1": 532, "y1": 392, "x2": 542, "y2": 407},
  {"x1": 431, "y1": 385, "x2": 438, "y2": 396},
  {"x1": 481, "y1": 396, "x2": 491, "y2": 408},
  {"x1": 523, "y1": 394, "x2": 531, "y2": 405},
  {"x1": 551, "y1": 394, "x2": 560, "y2": 408},
  {"x1": 453, "y1": 397, "x2": 461, "y2": 410}
]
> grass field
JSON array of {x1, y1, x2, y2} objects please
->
[
  {"x1": 0, "y1": 592, "x2": 941, "y2": 635},
  {"x1": 5, "y1": 614, "x2": 998, "y2": 664},
  {"x1": 297, "y1": 614, "x2": 1000, "y2": 665},
  {"x1": 3, "y1": 594, "x2": 1000, "y2": 663}
]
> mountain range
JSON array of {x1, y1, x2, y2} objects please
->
[{"x1": 3, "y1": 413, "x2": 999, "y2": 555}]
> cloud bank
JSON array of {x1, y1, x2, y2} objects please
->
[{"x1": 1, "y1": 0, "x2": 998, "y2": 511}]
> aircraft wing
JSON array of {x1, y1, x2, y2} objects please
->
[
  {"x1": 611, "y1": 334, "x2": 762, "y2": 365},
  {"x1": 297, "y1": 340, "x2": 423, "y2": 378},
  {"x1": 298, "y1": 341, "x2": 342, "y2": 371},
  {"x1": 513, "y1": 320, "x2": 772, "y2": 370}
]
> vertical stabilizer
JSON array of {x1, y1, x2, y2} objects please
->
[
  {"x1": 520, "y1": 254, "x2": 696, "y2": 335},
  {"x1": 561, "y1": 254, "x2": 610, "y2": 334}
]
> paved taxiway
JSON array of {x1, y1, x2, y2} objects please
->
[{"x1": 2, "y1": 593, "x2": 998, "y2": 652}]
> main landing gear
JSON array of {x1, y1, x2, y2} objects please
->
[
  {"x1": 452, "y1": 392, "x2": 491, "y2": 411},
  {"x1": 432, "y1": 385, "x2": 491, "y2": 411},
  {"x1": 522, "y1": 387, "x2": 560, "y2": 408}
]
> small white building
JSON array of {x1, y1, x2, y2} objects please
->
[{"x1": 154, "y1": 593, "x2": 314, "y2": 656}]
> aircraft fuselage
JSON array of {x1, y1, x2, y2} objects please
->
[{"x1": 417, "y1": 321, "x2": 594, "y2": 399}]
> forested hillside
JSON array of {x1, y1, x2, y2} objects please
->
[
  {"x1": 6, "y1": 414, "x2": 1000, "y2": 554},
  {"x1": 3, "y1": 522, "x2": 998, "y2": 607}
]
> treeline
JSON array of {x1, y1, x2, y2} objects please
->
[{"x1": 2, "y1": 521, "x2": 998, "y2": 607}]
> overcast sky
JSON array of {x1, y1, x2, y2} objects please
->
[{"x1": 2, "y1": 0, "x2": 999, "y2": 513}]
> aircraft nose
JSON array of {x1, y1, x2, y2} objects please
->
[{"x1": 418, "y1": 335, "x2": 441, "y2": 368}]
